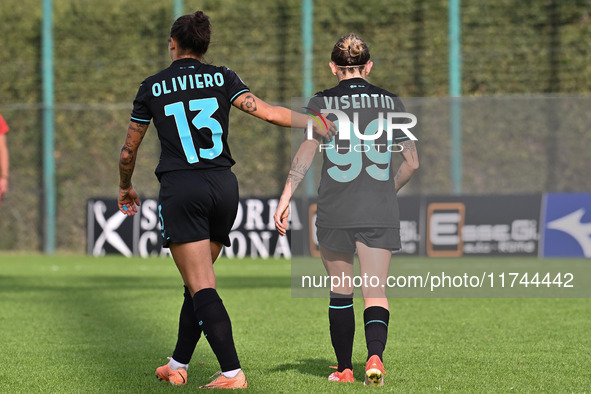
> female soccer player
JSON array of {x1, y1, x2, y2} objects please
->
[
  {"x1": 118, "y1": 11, "x2": 334, "y2": 389},
  {"x1": 274, "y1": 33, "x2": 419, "y2": 386}
]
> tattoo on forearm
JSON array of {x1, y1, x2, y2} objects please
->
[
  {"x1": 119, "y1": 166, "x2": 133, "y2": 189},
  {"x1": 120, "y1": 142, "x2": 134, "y2": 163},
  {"x1": 119, "y1": 122, "x2": 147, "y2": 190},
  {"x1": 287, "y1": 173, "x2": 303, "y2": 192},
  {"x1": 240, "y1": 95, "x2": 258, "y2": 113},
  {"x1": 291, "y1": 158, "x2": 309, "y2": 177},
  {"x1": 400, "y1": 140, "x2": 416, "y2": 160},
  {"x1": 286, "y1": 158, "x2": 309, "y2": 193}
]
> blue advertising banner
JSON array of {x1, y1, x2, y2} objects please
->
[{"x1": 541, "y1": 193, "x2": 591, "y2": 258}]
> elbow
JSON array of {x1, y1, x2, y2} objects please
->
[
  {"x1": 408, "y1": 159, "x2": 419, "y2": 173},
  {"x1": 119, "y1": 146, "x2": 134, "y2": 166},
  {"x1": 262, "y1": 107, "x2": 279, "y2": 124}
]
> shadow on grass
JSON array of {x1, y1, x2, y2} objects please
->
[
  {"x1": 0, "y1": 275, "x2": 290, "y2": 292},
  {"x1": 270, "y1": 357, "x2": 336, "y2": 378},
  {"x1": 271, "y1": 357, "x2": 370, "y2": 380},
  {"x1": 0, "y1": 272, "x2": 288, "y2": 390}
]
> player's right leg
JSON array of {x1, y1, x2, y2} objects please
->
[
  {"x1": 155, "y1": 286, "x2": 199, "y2": 385},
  {"x1": 320, "y1": 243, "x2": 356, "y2": 382}
]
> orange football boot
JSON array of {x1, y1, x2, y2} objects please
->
[
  {"x1": 364, "y1": 355, "x2": 385, "y2": 386},
  {"x1": 199, "y1": 370, "x2": 247, "y2": 389},
  {"x1": 328, "y1": 367, "x2": 355, "y2": 382},
  {"x1": 155, "y1": 359, "x2": 187, "y2": 386}
]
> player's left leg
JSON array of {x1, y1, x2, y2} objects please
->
[
  {"x1": 162, "y1": 242, "x2": 221, "y2": 378},
  {"x1": 357, "y1": 242, "x2": 391, "y2": 386}
]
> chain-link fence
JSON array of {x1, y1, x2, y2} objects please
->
[{"x1": 1, "y1": 0, "x2": 590, "y2": 252}]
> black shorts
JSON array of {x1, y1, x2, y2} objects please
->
[
  {"x1": 158, "y1": 168, "x2": 239, "y2": 248},
  {"x1": 316, "y1": 226, "x2": 401, "y2": 254}
]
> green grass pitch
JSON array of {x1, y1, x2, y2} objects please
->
[{"x1": 0, "y1": 254, "x2": 589, "y2": 392}]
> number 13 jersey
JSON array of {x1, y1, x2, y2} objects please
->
[
  {"x1": 307, "y1": 77, "x2": 411, "y2": 229},
  {"x1": 130, "y1": 58, "x2": 249, "y2": 178}
]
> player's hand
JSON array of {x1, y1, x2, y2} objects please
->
[
  {"x1": 312, "y1": 117, "x2": 338, "y2": 141},
  {"x1": 274, "y1": 199, "x2": 290, "y2": 236},
  {"x1": 118, "y1": 185, "x2": 141, "y2": 216}
]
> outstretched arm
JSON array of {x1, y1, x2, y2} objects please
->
[
  {"x1": 232, "y1": 92, "x2": 336, "y2": 140},
  {"x1": 274, "y1": 137, "x2": 320, "y2": 236},
  {"x1": 394, "y1": 140, "x2": 419, "y2": 193},
  {"x1": 118, "y1": 121, "x2": 148, "y2": 216}
]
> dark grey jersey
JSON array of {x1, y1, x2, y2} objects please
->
[{"x1": 308, "y1": 78, "x2": 411, "y2": 228}]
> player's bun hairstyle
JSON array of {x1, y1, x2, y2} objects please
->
[
  {"x1": 331, "y1": 33, "x2": 370, "y2": 72},
  {"x1": 170, "y1": 11, "x2": 212, "y2": 57}
]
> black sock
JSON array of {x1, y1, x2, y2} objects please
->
[
  {"x1": 329, "y1": 292, "x2": 355, "y2": 372},
  {"x1": 171, "y1": 286, "x2": 202, "y2": 365},
  {"x1": 193, "y1": 288, "x2": 241, "y2": 372},
  {"x1": 364, "y1": 306, "x2": 390, "y2": 361}
]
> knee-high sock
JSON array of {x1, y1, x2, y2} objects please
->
[
  {"x1": 193, "y1": 288, "x2": 241, "y2": 372},
  {"x1": 329, "y1": 292, "x2": 355, "y2": 372},
  {"x1": 364, "y1": 306, "x2": 390, "y2": 361},
  {"x1": 171, "y1": 286, "x2": 202, "y2": 365}
]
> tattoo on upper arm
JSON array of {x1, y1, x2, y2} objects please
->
[
  {"x1": 240, "y1": 95, "x2": 258, "y2": 113},
  {"x1": 130, "y1": 122, "x2": 149, "y2": 136}
]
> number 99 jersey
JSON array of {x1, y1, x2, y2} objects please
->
[
  {"x1": 130, "y1": 58, "x2": 250, "y2": 178},
  {"x1": 307, "y1": 77, "x2": 411, "y2": 229}
]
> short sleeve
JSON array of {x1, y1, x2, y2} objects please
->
[
  {"x1": 130, "y1": 82, "x2": 152, "y2": 124},
  {"x1": 223, "y1": 67, "x2": 250, "y2": 103},
  {"x1": 0, "y1": 114, "x2": 9, "y2": 135},
  {"x1": 305, "y1": 93, "x2": 326, "y2": 117}
]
